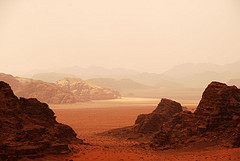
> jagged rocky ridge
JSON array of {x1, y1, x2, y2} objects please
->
[
  {"x1": 104, "y1": 81, "x2": 240, "y2": 149},
  {"x1": 0, "y1": 81, "x2": 83, "y2": 160},
  {"x1": 0, "y1": 73, "x2": 121, "y2": 104}
]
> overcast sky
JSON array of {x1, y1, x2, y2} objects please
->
[{"x1": 0, "y1": 0, "x2": 240, "y2": 75}]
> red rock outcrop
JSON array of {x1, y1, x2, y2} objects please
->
[
  {"x1": 103, "y1": 81, "x2": 240, "y2": 150},
  {"x1": 0, "y1": 81, "x2": 83, "y2": 160},
  {"x1": 152, "y1": 81, "x2": 240, "y2": 149},
  {"x1": 134, "y1": 99, "x2": 182, "y2": 134},
  {"x1": 100, "y1": 98, "x2": 183, "y2": 141},
  {"x1": 0, "y1": 73, "x2": 121, "y2": 104}
]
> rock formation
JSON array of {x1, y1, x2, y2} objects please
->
[
  {"x1": 104, "y1": 81, "x2": 240, "y2": 149},
  {"x1": 101, "y1": 98, "x2": 184, "y2": 141},
  {"x1": 0, "y1": 73, "x2": 121, "y2": 104},
  {"x1": 152, "y1": 81, "x2": 240, "y2": 149},
  {"x1": 134, "y1": 99, "x2": 182, "y2": 134},
  {"x1": 0, "y1": 81, "x2": 83, "y2": 160},
  {"x1": 57, "y1": 78, "x2": 121, "y2": 101}
]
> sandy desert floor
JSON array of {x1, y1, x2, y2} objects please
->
[{"x1": 23, "y1": 98, "x2": 240, "y2": 161}]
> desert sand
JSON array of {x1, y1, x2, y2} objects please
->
[{"x1": 23, "y1": 98, "x2": 240, "y2": 161}]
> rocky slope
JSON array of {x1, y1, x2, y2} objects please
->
[
  {"x1": 0, "y1": 73, "x2": 121, "y2": 104},
  {"x1": 0, "y1": 81, "x2": 83, "y2": 160},
  {"x1": 104, "y1": 81, "x2": 240, "y2": 149}
]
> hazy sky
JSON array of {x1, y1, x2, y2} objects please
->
[{"x1": 0, "y1": 0, "x2": 240, "y2": 75}]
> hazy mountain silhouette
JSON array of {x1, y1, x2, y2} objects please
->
[
  {"x1": 163, "y1": 63, "x2": 221, "y2": 78},
  {"x1": 32, "y1": 72, "x2": 77, "y2": 82},
  {"x1": 54, "y1": 66, "x2": 140, "y2": 79},
  {"x1": 28, "y1": 60, "x2": 240, "y2": 100},
  {"x1": 32, "y1": 60, "x2": 240, "y2": 87},
  {"x1": 163, "y1": 61, "x2": 240, "y2": 88},
  {"x1": 87, "y1": 78, "x2": 150, "y2": 90}
]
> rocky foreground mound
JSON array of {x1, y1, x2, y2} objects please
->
[
  {"x1": 0, "y1": 81, "x2": 83, "y2": 160},
  {"x1": 0, "y1": 73, "x2": 121, "y2": 104},
  {"x1": 152, "y1": 81, "x2": 240, "y2": 149},
  {"x1": 134, "y1": 99, "x2": 182, "y2": 134},
  {"x1": 104, "y1": 81, "x2": 240, "y2": 149},
  {"x1": 102, "y1": 98, "x2": 184, "y2": 142}
]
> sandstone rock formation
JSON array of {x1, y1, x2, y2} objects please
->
[
  {"x1": 101, "y1": 98, "x2": 184, "y2": 141},
  {"x1": 57, "y1": 78, "x2": 121, "y2": 101},
  {"x1": 0, "y1": 73, "x2": 121, "y2": 104},
  {"x1": 134, "y1": 99, "x2": 182, "y2": 134},
  {"x1": 0, "y1": 81, "x2": 83, "y2": 160},
  {"x1": 104, "y1": 81, "x2": 240, "y2": 149},
  {"x1": 152, "y1": 81, "x2": 240, "y2": 149}
]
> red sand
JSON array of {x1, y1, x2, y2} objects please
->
[{"x1": 23, "y1": 104, "x2": 240, "y2": 161}]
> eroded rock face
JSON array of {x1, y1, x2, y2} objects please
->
[
  {"x1": 195, "y1": 81, "x2": 240, "y2": 117},
  {"x1": 0, "y1": 73, "x2": 121, "y2": 104},
  {"x1": 152, "y1": 81, "x2": 240, "y2": 149},
  {"x1": 57, "y1": 78, "x2": 121, "y2": 101},
  {"x1": 0, "y1": 81, "x2": 83, "y2": 160},
  {"x1": 134, "y1": 99, "x2": 182, "y2": 134}
]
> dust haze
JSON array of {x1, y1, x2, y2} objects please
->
[
  {"x1": 0, "y1": 0, "x2": 240, "y2": 75},
  {"x1": 1, "y1": 1, "x2": 240, "y2": 160}
]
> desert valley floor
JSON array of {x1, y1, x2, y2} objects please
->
[{"x1": 22, "y1": 98, "x2": 240, "y2": 161}]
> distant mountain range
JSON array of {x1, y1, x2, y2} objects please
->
[
  {"x1": 0, "y1": 73, "x2": 120, "y2": 104},
  {"x1": 163, "y1": 61, "x2": 240, "y2": 88},
  {"x1": 25, "y1": 60, "x2": 240, "y2": 100},
  {"x1": 32, "y1": 61, "x2": 240, "y2": 87},
  {"x1": 86, "y1": 78, "x2": 200, "y2": 100},
  {"x1": 55, "y1": 66, "x2": 140, "y2": 80},
  {"x1": 32, "y1": 72, "x2": 77, "y2": 83},
  {"x1": 32, "y1": 67, "x2": 181, "y2": 87},
  {"x1": 87, "y1": 78, "x2": 150, "y2": 91}
]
